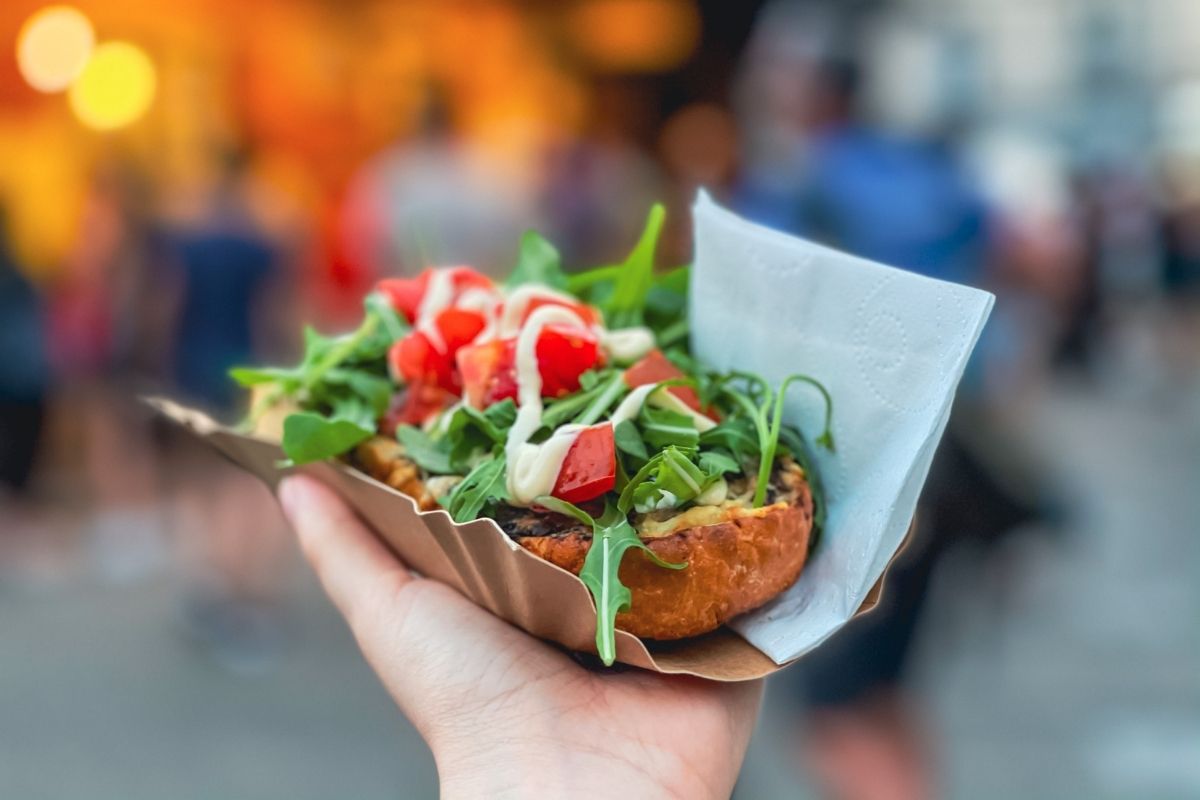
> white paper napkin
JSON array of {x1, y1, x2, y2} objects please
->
[{"x1": 689, "y1": 191, "x2": 995, "y2": 664}]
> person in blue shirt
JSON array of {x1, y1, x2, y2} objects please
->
[{"x1": 0, "y1": 206, "x2": 50, "y2": 493}]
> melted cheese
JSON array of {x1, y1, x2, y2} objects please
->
[
  {"x1": 695, "y1": 476, "x2": 728, "y2": 506},
  {"x1": 504, "y1": 304, "x2": 590, "y2": 505},
  {"x1": 635, "y1": 499, "x2": 784, "y2": 539}
]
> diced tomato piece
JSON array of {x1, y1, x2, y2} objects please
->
[
  {"x1": 435, "y1": 307, "x2": 487, "y2": 352},
  {"x1": 377, "y1": 267, "x2": 492, "y2": 325},
  {"x1": 379, "y1": 383, "x2": 457, "y2": 433},
  {"x1": 387, "y1": 307, "x2": 488, "y2": 394},
  {"x1": 535, "y1": 325, "x2": 603, "y2": 397},
  {"x1": 457, "y1": 339, "x2": 517, "y2": 408},
  {"x1": 552, "y1": 423, "x2": 616, "y2": 504},
  {"x1": 622, "y1": 349, "x2": 710, "y2": 416},
  {"x1": 376, "y1": 271, "x2": 431, "y2": 323},
  {"x1": 520, "y1": 296, "x2": 602, "y2": 327},
  {"x1": 457, "y1": 324, "x2": 603, "y2": 408},
  {"x1": 389, "y1": 333, "x2": 459, "y2": 393},
  {"x1": 447, "y1": 266, "x2": 493, "y2": 293}
]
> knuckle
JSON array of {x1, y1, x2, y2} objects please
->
[{"x1": 349, "y1": 569, "x2": 420, "y2": 637}]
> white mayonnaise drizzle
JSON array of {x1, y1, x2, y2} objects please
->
[
  {"x1": 609, "y1": 384, "x2": 656, "y2": 427},
  {"x1": 610, "y1": 382, "x2": 717, "y2": 432},
  {"x1": 649, "y1": 388, "x2": 717, "y2": 432},
  {"x1": 415, "y1": 268, "x2": 458, "y2": 351},
  {"x1": 504, "y1": 304, "x2": 590, "y2": 505},
  {"x1": 455, "y1": 286, "x2": 499, "y2": 343},
  {"x1": 600, "y1": 326, "x2": 655, "y2": 363},
  {"x1": 496, "y1": 285, "x2": 581, "y2": 339}
]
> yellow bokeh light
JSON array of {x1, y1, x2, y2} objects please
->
[
  {"x1": 68, "y1": 41, "x2": 157, "y2": 131},
  {"x1": 16, "y1": 6, "x2": 95, "y2": 93}
]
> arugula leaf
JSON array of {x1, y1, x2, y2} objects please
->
[
  {"x1": 572, "y1": 371, "x2": 627, "y2": 426},
  {"x1": 654, "y1": 318, "x2": 688, "y2": 350},
  {"x1": 448, "y1": 400, "x2": 514, "y2": 445},
  {"x1": 653, "y1": 263, "x2": 690, "y2": 295},
  {"x1": 779, "y1": 425, "x2": 827, "y2": 546},
  {"x1": 228, "y1": 366, "x2": 306, "y2": 388},
  {"x1": 614, "y1": 419, "x2": 649, "y2": 463},
  {"x1": 535, "y1": 497, "x2": 684, "y2": 666},
  {"x1": 565, "y1": 264, "x2": 621, "y2": 298},
  {"x1": 443, "y1": 455, "x2": 507, "y2": 522},
  {"x1": 578, "y1": 368, "x2": 603, "y2": 391},
  {"x1": 281, "y1": 412, "x2": 373, "y2": 465},
  {"x1": 755, "y1": 374, "x2": 835, "y2": 505},
  {"x1": 506, "y1": 230, "x2": 567, "y2": 290},
  {"x1": 720, "y1": 372, "x2": 835, "y2": 507},
  {"x1": 363, "y1": 290, "x2": 410, "y2": 341},
  {"x1": 540, "y1": 369, "x2": 619, "y2": 430},
  {"x1": 638, "y1": 404, "x2": 699, "y2": 450},
  {"x1": 322, "y1": 369, "x2": 393, "y2": 415},
  {"x1": 304, "y1": 316, "x2": 382, "y2": 387},
  {"x1": 442, "y1": 399, "x2": 516, "y2": 471},
  {"x1": 396, "y1": 425, "x2": 455, "y2": 475},
  {"x1": 630, "y1": 446, "x2": 708, "y2": 512},
  {"x1": 644, "y1": 264, "x2": 690, "y2": 348},
  {"x1": 328, "y1": 394, "x2": 377, "y2": 429},
  {"x1": 617, "y1": 452, "x2": 664, "y2": 514},
  {"x1": 698, "y1": 449, "x2": 741, "y2": 476},
  {"x1": 607, "y1": 204, "x2": 665, "y2": 329},
  {"x1": 698, "y1": 417, "x2": 760, "y2": 463}
]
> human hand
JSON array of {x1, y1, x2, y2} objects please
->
[{"x1": 278, "y1": 475, "x2": 763, "y2": 800}]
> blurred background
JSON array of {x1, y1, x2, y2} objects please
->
[{"x1": 1, "y1": 0, "x2": 1197, "y2": 797}]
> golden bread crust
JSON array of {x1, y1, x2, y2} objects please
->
[
  {"x1": 351, "y1": 433, "x2": 814, "y2": 640},
  {"x1": 353, "y1": 437, "x2": 441, "y2": 510},
  {"x1": 518, "y1": 472, "x2": 813, "y2": 639}
]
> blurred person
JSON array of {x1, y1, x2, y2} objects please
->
[
  {"x1": 539, "y1": 80, "x2": 666, "y2": 266},
  {"x1": 656, "y1": 102, "x2": 740, "y2": 258},
  {"x1": 0, "y1": 205, "x2": 50, "y2": 502},
  {"x1": 276, "y1": 474, "x2": 761, "y2": 799},
  {"x1": 966, "y1": 133, "x2": 1092, "y2": 396},
  {"x1": 1158, "y1": 198, "x2": 1200, "y2": 381},
  {"x1": 1153, "y1": 97, "x2": 1200, "y2": 390},
  {"x1": 734, "y1": 28, "x2": 1046, "y2": 800},
  {"x1": 341, "y1": 85, "x2": 534, "y2": 281},
  {"x1": 158, "y1": 144, "x2": 295, "y2": 673},
  {"x1": 45, "y1": 162, "x2": 166, "y2": 580}
]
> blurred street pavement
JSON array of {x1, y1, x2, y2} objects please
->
[{"x1": 2, "y1": 371, "x2": 1198, "y2": 799}]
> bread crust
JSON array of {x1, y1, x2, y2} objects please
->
[
  {"x1": 353, "y1": 437, "x2": 441, "y2": 511},
  {"x1": 517, "y1": 468, "x2": 813, "y2": 639},
  {"x1": 353, "y1": 433, "x2": 814, "y2": 641}
]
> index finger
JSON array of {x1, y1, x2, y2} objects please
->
[{"x1": 278, "y1": 474, "x2": 415, "y2": 625}]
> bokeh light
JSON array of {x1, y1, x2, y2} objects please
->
[
  {"x1": 567, "y1": 0, "x2": 700, "y2": 73},
  {"x1": 68, "y1": 41, "x2": 157, "y2": 131},
  {"x1": 16, "y1": 5, "x2": 95, "y2": 93}
]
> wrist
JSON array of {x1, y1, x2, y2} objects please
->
[{"x1": 431, "y1": 732, "x2": 733, "y2": 800}]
